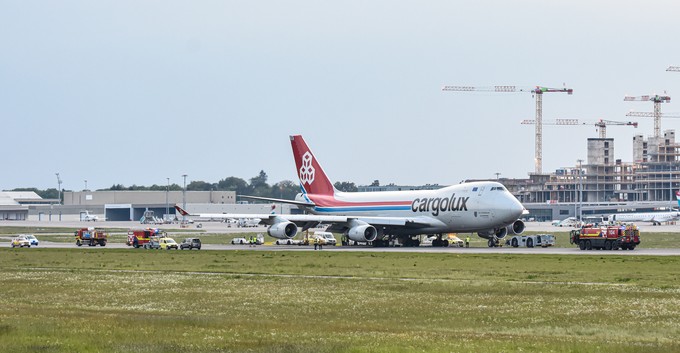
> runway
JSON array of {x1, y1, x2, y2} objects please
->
[{"x1": 2, "y1": 220, "x2": 679, "y2": 256}]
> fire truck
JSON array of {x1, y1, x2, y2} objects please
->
[
  {"x1": 75, "y1": 227, "x2": 108, "y2": 246},
  {"x1": 570, "y1": 224, "x2": 640, "y2": 251},
  {"x1": 127, "y1": 228, "x2": 166, "y2": 248}
]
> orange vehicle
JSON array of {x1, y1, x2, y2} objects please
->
[
  {"x1": 570, "y1": 224, "x2": 640, "y2": 250},
  {"x1": 126, "y1": 228, "x2": 166, "y2": 248},
  {"x1": 75, "y1": 227, "x2": 108, "y2": 247}
]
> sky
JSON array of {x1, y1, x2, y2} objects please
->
[{"x1": 2, "y1": 0, "x2": 680, "y2": 191}]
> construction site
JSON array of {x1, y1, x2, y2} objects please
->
[{"x1": 446, "y1": 66, "x2": 680, "y2": 221}]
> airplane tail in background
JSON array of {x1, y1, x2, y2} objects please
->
[{"x1": 290, "y1": 135, "x2": 336, "y2": 196}]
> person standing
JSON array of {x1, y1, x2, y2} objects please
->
[
  {"x1": 314, "y1": 236, "x2": 318, "y2": 250},
  {"x1": 465, "y1": 235, "x2": 470, "y2": 248}
]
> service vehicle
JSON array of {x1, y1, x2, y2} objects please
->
[
  {"x1": 11, "y1": 235, "x2": 31, "y2": 248},
  {"x1": 570, "y1": 224, "x2": 641, "y2": 250},
  {"x1": 75, "y1": 227, "x2": 108, "y2": 246},
  {"x1": 127, "y1": 228, "x2": 166, "y2": 248},
  {"x1": 231, "y1": 234, "x2": 264, "y2": 245},
  {"x1": 506, "y1": 234, "x2": 555, "y2": 248},
  {"x1": 313, "y1": 231, "x2": 336, "y2": 246},
  {"x1": 275, "y1": 238, "x2": 302, "y2": 245},
  {"x1": 25, "y1": 234, "x2": 39, "y2": 246},
  {"x1": 159, "y1": 237, "x2": 178, "y2": 250},
  {"x1": 421, "y1": 234, "x2": 463, "y2": 247},
  {"x1": 143, "y1": 237, "x2": 160, "y2": 249},
  {"x1": 556, "y1": 217, "x2": 582, "y2": 227},
  {"x1": 179, "y1": 238, "x2": 202, "y2": 250}
]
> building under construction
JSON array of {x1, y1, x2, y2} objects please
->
[{"x1": 492, "y1": 129, "x2": 680, "y2": 221}]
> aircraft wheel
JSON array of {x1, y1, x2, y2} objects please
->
[
  {"x1": 488, "y1": 239, "x2": 495, "y2": 248},
  {"x1": 511, "y1": 238, "x2": 518, "y2": 248},
  {"x1": 527, "y1": 238, "x2": 534, "y2": 248}
]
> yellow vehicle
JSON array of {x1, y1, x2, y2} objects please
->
[
  {"x1": 159, "y1": 237, "x2": 178, "y2": 250},
  {"x1": 11, "y1": 235, "x2": 31, "y2": 248}
]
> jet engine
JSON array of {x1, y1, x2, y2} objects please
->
[
  {"x1": 508, "y1": 219, "x2": 525, "y2": 235},
  {"x1": 477, "y1": 227, "x2": 508, "y2": 239},
  {"x1": 267, "y1": 221, "x2": 298, "y2": 239},
  {"x1": 477, "y1": 219, "x2": 524, "y2": 239},
  {"x1": 347, "y1": 223, "x2": 378, "y2": 242}
]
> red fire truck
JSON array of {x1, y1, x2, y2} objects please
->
[
  {"x1": 126, "y1": 228, "x2": 166, "y2": 248},
  {"x1": 75, "y1": 227, "x2": 108, "y2": 247},
  {"x1": 570, "y1": 224, "x2": 640, "y2": 251}
]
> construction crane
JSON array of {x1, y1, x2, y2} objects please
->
[
  {"x1": 593, "y1": 119, "x2": 638, "y2": 138},
  {"x1": 520, "y1": 119, "x2": 637, "y2": 138},
  {"x1": 442, "y1": 85, "x2": 573, "y2": 174},
  {"x1": 667, "y1": 66, "x2": 680, "y2": 72},
  {"x1": 626, "y1": 111, "x2": 680, "y2": 118},
  {"x1": 623, "y1": 95, "x2": 671, "y2": 138}
]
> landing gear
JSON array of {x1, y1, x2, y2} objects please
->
[{"x1": 432, "y1": 234, "x2": 450, "y2": 247}]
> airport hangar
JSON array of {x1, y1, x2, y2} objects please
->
[{"x1": 16, "y1": 190, "x2": 296, "y2": 222}]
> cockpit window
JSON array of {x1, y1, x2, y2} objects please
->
[
  {"x1": 490, "y1": 186, "x2": 506, "y2": 191},
  {"x1": 472, "y1": 187, "x2": 478, "y2": 192}
]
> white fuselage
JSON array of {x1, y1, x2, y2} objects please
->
[
  {"x1": 299, "y1": 181, "x2": 525, "y2": 234},
  {"x1": 609, "y1": 212, "x2": 680, "y2": 224}
]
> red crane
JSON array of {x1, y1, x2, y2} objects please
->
[{"x1": 442, "y1": 85, "x2": 573, "y2": 174}]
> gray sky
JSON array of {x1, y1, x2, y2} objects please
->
[{"x1": 2, "y1": 1, "x2": 679, "y2": 191}]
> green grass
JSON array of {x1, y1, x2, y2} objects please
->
[{"x1": 0, "y1": 249, "x2": 679, "y2": 352}]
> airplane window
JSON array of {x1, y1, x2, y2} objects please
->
[{"x1": 472, "y1": 187, "x2": 478, "y2": 192}]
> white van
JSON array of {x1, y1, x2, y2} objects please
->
[{"x1": 313, "y1": 231, "x2": 337, "y2": 246}]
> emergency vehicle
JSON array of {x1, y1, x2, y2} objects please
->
[
  {"x1": 127, "y1": 228, "x2": 167, "y2": 248},
  {"x1": 570, "y1": 224, "x2": 640, "y2": 250},
  {"x1": 75, "y1": 227, "x2": 108, "y2": 246}
]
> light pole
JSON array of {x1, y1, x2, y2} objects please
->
[
  {"x1": 182, "y1": 174, "x2": 188, "y2": 222},
  {"x1": 577, "y1": 159, "x2": 583, "y2": 221},
  {"x1": 55, "y1": 173, "x2": 62, "y2": 205},
  {"x1": 84, "y1": 179, "x2": 87, "y2": 191},
  {"x1": 166, "y1": 177, "x2": 170, "y2": 221},
  {"x1": 670, "y1": 164, "x2": 674, "y2": 209},
  {"x1": 494, "y1": 172, "x2": 501, "y2": 180}
]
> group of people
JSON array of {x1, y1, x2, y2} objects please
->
[
  {"x1": 313, "y1": 236, "x2": 323, "y2": 250},
  {"x1": 248, "y1": 235, "x2": 259, "y2": 247}
]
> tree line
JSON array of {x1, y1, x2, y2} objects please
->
[{"x1": 7, "y1": 170, "x2": 359, "y2": 202}]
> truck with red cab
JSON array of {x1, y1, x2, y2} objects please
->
[
  {"x1": 570, "y1": 224, "x2": 640, "y2": 250},
  {"x1": 127, "y1": 228, "x2": 166, "y2": 248},
  {"x1": 75, "y1": 227, "x2": 108, "y2": 247}
]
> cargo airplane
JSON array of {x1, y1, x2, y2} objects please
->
[
  {"x1": 608, "y1": 191, "x2": 680, "y2": 226},
  {"x1": 175, "y1": 135, "x2": 526, "y2": 247}
]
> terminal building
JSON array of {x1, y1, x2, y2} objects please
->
[
  {"x1": 0, "y1": 191, "x2": 58, "y2": 220},
  {"x1": 19, "y1": 190, "x2": 294, "y2": 222}
]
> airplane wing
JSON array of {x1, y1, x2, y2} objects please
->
[
  {"x1": 238, "y1": 195, "x2": 316, "y2": 207},
  {"x1": 175, "y1": 205, "x2": 439, "y2": 230}
]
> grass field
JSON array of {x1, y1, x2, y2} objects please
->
[{"x1": 1, "y1": 248, "x2": 679, "y2": 352}]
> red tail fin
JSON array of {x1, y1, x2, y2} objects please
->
[
  {"x1": 290, "y1": 135, "x2": 335, "y2": 196},
  {"x1": 174, "y1": 205, "x2": 190, "y2": 216}
]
